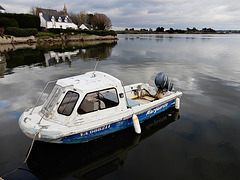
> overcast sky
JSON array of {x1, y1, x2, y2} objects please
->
[{"x1": 1, "y1": 0, "x2": 240, "y2": 30}]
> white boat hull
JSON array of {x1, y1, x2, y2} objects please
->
[
  {"x1": 18, "y1": 71, "x2": 182, "y2": 144},
  {"x1": 19, "y1": 92, "x2": 181, "y2": 144}
]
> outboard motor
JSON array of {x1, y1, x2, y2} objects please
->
[{"x1": 155, "y1": 72, "x2": 174, "y2": 97}]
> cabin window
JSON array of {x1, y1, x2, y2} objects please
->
[
  {"x1": 58, "y1": 91, "x2": 79, "y2": 116},
  {"x1": 78, "y1": 88, "x2": 119, "y2": 114}
]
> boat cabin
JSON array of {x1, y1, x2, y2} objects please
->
[{"x1": 39, "y1": 71, "x2": 127, "y2": 126}]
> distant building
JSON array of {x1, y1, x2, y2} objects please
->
[
  {"x1": 38, "y1": 5, "x2": 78, "y2": 29},
  {"x1": 79, "y1": 24, "x2": 89, "y2": 30},
  {"x1": 0, "y1": 5, "x2": 6, "y2": 13}
]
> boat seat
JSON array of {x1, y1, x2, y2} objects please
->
[
  {"x1": 98, "y1": 100, "x2": 106, "y2": 109},
  {"x1": 80, "y1": 98, "x2": 105, "y2": 113}
]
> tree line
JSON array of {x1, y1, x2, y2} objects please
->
[{"x1": 124, "y1": 27, "x2": 216, "y2": 34}]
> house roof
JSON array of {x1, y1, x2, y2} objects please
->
[
  {"x1": 37, "y1": 8, "x2": 58, "y2": 15},
  {"x1": 0, "y1": 5, "x2": 5, "y2": 10},
  {"x1": 42, "y1": 14, "x2": 73, "y2": 23}
]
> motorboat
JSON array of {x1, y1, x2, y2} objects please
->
[{"x1": 19, "y1": 71, "x2": 182, "y2": 144}]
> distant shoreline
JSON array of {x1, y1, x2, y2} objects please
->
[
  {"x1": 116, "y1": 30, "x2": 240, "y2": 34},
  {"x1": 116, "y1": 31, "x2": 234, "y2": 35}
]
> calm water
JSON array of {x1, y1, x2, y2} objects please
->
[{"x1": 0, "y1": 34, "x2": 240, "y2": 180}]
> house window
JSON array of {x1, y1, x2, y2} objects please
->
[
  {"x1": 58, "y1": 17, "x2": 62, "y2": 22},
  {"x1": 78, "y1": 88, "x2": 119, "y2": 114},
  {"x1": 64, "y1": 17, "x2": 68, "y2": 23},
  {"x1": 58, "y1": 91, "x2": 79, "y2": 116},
  {"x1": 51, "y1": 16, "x2": 55, "y2": 22}
]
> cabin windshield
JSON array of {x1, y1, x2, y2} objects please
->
[{"x1": 41, "y1": 85, "x2": 63, "y2": 118}]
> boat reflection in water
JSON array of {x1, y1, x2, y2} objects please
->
[{"x1": 27, "y1": 107, "x2": 180, "y2": 180}]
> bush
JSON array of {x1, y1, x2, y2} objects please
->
[
  {"x1": 5, "y1": 27, "x2": 38, "y2": 37},
  {"x1": 0, "y1": 17, "x2": 19, "y2": 28},
  {"x1": 15, "y1": 14, "x2": 40, "y2": 29},
  {"x1": 48, "y1": 28, "x2": 63, "y2": 34},
  {"x1": 0, "y1": 13, "x2": 40, "y2": 29},
  {"x1": 47, "y1": 28, "x2": 117, "y2": 36}
]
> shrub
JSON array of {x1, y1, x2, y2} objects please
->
[
  {"x1": 0, "y1": 17, "x2": 19, "y2": 28},
  {"x1": 48, "y1": 28, "x2": 78, "y2": 35},
  {"x1": 47, "y1": 28, "x2": 117, "y2": 36},
  {"x1": 5, "y1": 27, "x2": 38, "y2": 37},
  {"x1": 0, "y1": 13, "x2": 40, "y2": 29},
  {"x1": 48, "y1": 28, "x2": 62, "y2": 34},
  {"x1": 15, "y1": 14, "x2": 40, "y2": 29}
]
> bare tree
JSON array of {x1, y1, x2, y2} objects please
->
[
  {"x1": 68, "y1": 11, "x2": 88, "y2": 27},
  {"x1": 68, "y1": 12, "x2": 79, "y2": 25},
  {"x1": 91, "y1": 13, "x2": 112, "y2": 30},
  {"x1": 29, "y1": 6, "x2": 37, "y2": 15},
  {"x1": 79, "y1": 11, "x2": 88, "y2": 24}
]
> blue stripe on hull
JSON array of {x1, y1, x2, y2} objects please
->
[{"x1": 61, "y1": 99, "x2": 175, "y2": 144}]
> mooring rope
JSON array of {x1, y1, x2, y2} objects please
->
[{"x1": 0, "y1": 129, "x2": 41, "y2": 179}]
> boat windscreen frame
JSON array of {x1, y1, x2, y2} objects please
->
[{"x1": 40, "y1": 85, "x2": 63, "y2": 118}]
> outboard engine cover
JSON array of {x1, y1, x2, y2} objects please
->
[
  {"x1": 155, "y1": 72, "x2": 168, "y2": 90},
  {"x1": 155, "y1": 72, "x2": 174, "y2": 92}
]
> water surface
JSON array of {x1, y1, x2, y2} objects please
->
[{"x1": 0, "y1": 34, "x2": 240, "y2": 180}]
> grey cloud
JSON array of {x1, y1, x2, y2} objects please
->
[{"x1": 1, "y1": 0, "x2": 240, "y2": 29}]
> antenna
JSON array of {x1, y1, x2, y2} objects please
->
[{"x1": 92, "y1": 57, "x2": 99, "y2": 77}]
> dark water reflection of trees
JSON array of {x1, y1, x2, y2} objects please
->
[{"x1": 0, "y1": 40, "x2": 117, "y2": 78}]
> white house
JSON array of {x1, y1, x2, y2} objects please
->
[
  {"x1": 0, "y1": 5, "x2": 6, "y2": 13},
  {"x1": 39, "y1": 13, "x2": 78, "y2": 29},
  {"x1": 38, "y1": 5, "x2": 78, "y2": 29},
  {"x1": 79, "y1": 24, "x2": 89, "y2": 30}
]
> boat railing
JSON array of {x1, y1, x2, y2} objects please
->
[
  {"x1": 30, "y1": 80, "x2": 57, "y2": 115},
  {"x1": 121, "y1": 81, "x2": 131, "y2": 108}
]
